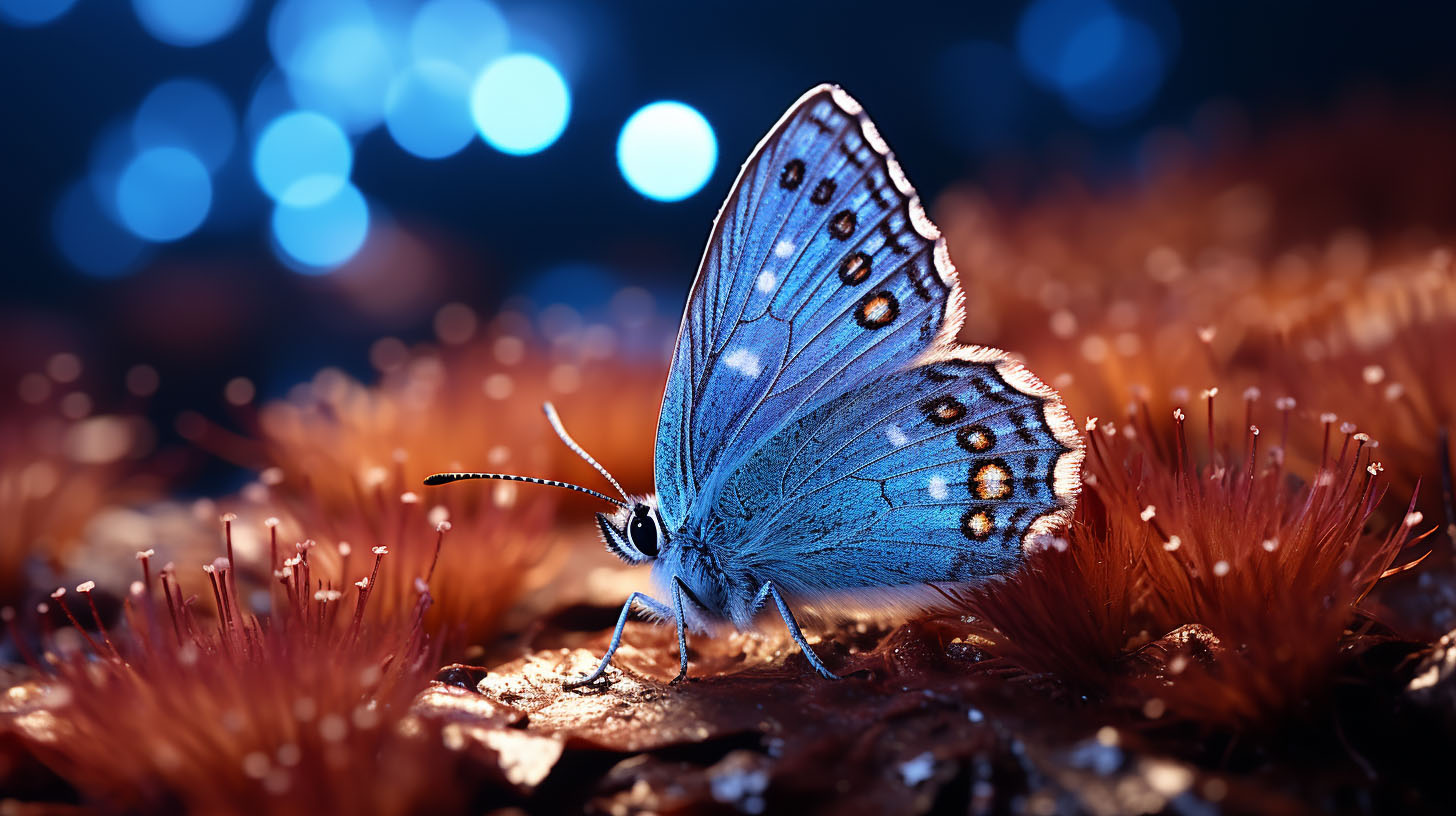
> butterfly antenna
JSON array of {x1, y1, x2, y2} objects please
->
[
  {"x1": 422, "y1": 472, "x2": 629, "y2": 509},
  {"x1": 541, "y1": 401, "x2": 632, "y2": 504}
]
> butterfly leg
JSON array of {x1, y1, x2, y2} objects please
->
[
  {"x1": 751, "y1": 581, "x2": 841, "y2": 680},
  {"x1": 563, "y1": 591, "x2": 672, "y2": 688},
  {"x1": 670, "y1": 578, "x2": 693, "y2": 683}
]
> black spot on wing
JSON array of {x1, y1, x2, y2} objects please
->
[
  {"x1": 1003, "y1": 508, "x2": 1028, "y2": 545},
  {"x1": 1008, "y1": 409, "x2": 1037, "y2": 444},
  {"x1": 1021, "y1": 454, "x2": 1043, "y2": 497},
  {"x1": 957, "y1": 425, "x2": 996, "y2": 453},
  {"x1": 879, "y1": 220, "x2": 909, "y2": 255},
  {"x1": 868, "y1": 178, "x2": 890, "y2": 208},
  {"x1": 811, "y1": 177, "x2": 836, "y2": 205},
  {"x1": 780, "y1": 158, "x2": 805, "y2": 190},
  {"x1": 906, "y1": 259, "x2": 933, "y2": 303},
  {"x1": 838, "y1": 252, "x2": 871, "y2": 286},
  {"x1": 972, "y1": 376, "x2": 1015, "y2": 406}
]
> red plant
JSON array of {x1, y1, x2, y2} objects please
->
[
  {"x1": 4, "y1": 519, "x2": 467, "y2": 815},
  {"x1": 1270, "y1": 253, "x2": 1456, "y2": 528},
  {"x1": 177, "y1": 305, "x2": 673, "y2": 652},
  {"x1": 0, "y1": 358, "x2": 161, "y2": 608},
  {"x1": 959, "y1": 389, "x2": 1419, "y2": 728}
]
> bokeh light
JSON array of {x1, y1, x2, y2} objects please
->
[
  {"x1": 252, "y1": 110, "x2": 353, "y2": 206},
  {"x1": 0, "y1": 0, "x2": 76, "y2": 27},
  {"x1": 522, "y1": 261, "x2": 621, "y2": 314},
  {"x1": 86, "y1": 120, "x2": 136, "y2": 222},
  {"x1": 384, "y1": 61, "x2": 475, "y2": 159},
  {"x1": 501, "y1": 2, "x2": 596, "y2": 83},
  {"x1": 616, "y1": 101, "x2": 717, "y2": 202},
  {"x1": 114, "y1": 147, "x2": 213, "y2": 242},
  {"x1": 243, "y1": 69, "x2": 293, "y2": 140},
  {"x1": 1018, "y1": 0, "x2": 1113, "y2": 88},
  {"x1": 1016, "y1": 0, "x2": 1172, "y2": 123},
  {"x1": 131, "y1": 0, "x2": 250, "y2": 47},
  {"x1": 410, "y1": 0, "x2": 508, "y2": 76},
  {"x1": 1060, "y1": 17, "x2": 1164, "y2": 121},
  {"x1": 270, "y1": 1, "x2": 400, "y2": 133},
  {"x1": 52, "y1": 181, "x2": 151, "y2": 277},
  {"x1": 132, "y1": 78, "x2": 237, "y2": 172},
  {"x1": 470, "y1": 54, "x2": 571, "y2": 155},
  {"x1": 271, "y1": 182, "x2": 370, "y2": 270}
]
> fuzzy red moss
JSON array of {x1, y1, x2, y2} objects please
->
[
  {"x1": 959, "y1": 390, "x2": 1418, "y2": 728},
  {"x1": 1270, "y1": 253, "x2": 1456, "y2": 532},
  {"x1": 177, "y1": 307, "x2": 673, "y2": 651},
  {"x1": 5, "y1": 521, "x2": 467, "y2": 815},
  {"x1": 955, "y1": 487, "x2": 1141, "y2": 694},
  {"x1": 0, "y1": 381, "x2": 161, "y2": 608}
]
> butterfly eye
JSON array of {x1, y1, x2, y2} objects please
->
[{"x1": 627, "y1": 510, "x2": 660, "y2": 558}]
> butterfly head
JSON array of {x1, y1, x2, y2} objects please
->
[
  {"x1": 597, "y1": 498, "x2": 669, "y2": 564},
  {"x1": 425, "y1": 402, "x2": 668, "y2": 564}
]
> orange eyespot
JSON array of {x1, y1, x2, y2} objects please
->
[
  {"x1": 957, "y1": 425, "x2": 996, "y2": 452},
  {"x1": 971, "y1": 460, "x2": 1014, "y2": 501},
  {"x1": 961, "y1": 508, "x2": 994, "y2": 541},
  {"x1": 838, "y1": 251, "x2": 871, "y2": 285},
  {"x1": 855, "y1": 291, "x2": 899, "y2": 329},
  {"x1": 922, "y1": 395, "x2": 966, "y2": 426}
]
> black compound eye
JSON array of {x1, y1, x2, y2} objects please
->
[{"x1": 627, "y1": 510, "x2": 659, "y2": 558}]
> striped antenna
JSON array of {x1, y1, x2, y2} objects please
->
[
  {"x1": 421, "y1": 472, "x2": 629, "y2": 509},
  {"x1": 423, "y1": 403, "x2": 632, "y2": 509},
  {"x1": 541, "y1": 401, "x2": 631, "y2": 503}
]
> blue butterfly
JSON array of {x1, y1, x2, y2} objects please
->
[{"x1": 427, "y1": 84, "x2": 1083, "y2": 685}]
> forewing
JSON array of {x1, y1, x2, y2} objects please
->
[{"x1": 655, "y1": 85, "x2": 957, "y2": 530}]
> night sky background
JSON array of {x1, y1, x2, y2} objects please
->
[{"x1": 2, "y1": 0, "x2": 1455, "y2": 493}]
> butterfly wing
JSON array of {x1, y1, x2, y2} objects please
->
[
  {"x1": 710, "y1": 345, "x2": 1082, "y2": 619},
  {"x1": 655, "y1": 85, "x2": 959, "y2": 531},
  {"x1": 654, "y1": 84, "x2": 1083, "y2": 620}
]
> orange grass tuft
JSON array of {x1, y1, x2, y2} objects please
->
[
  {"x1": 3, "y1": 519, "x2": 465, "y2": 815},
  {"x1": 0, "y1": 360, "x2": 162, "y2": 608},
  {"x1": 248, "y1": 304, "x2": 666, "y2": 515},
  {"x1": 934, "y1": 103, "x2": 1456, "y2": 434},
  {"x1": 953, "y1": 487, "x2": 1141, "y2": 693},
  {"x1": 1271, "y1": 252, "x2": 1456, "y2": 531},
  {"x1": 959, "y1": 389, "x2": 1418, "y2": 728},
  {"x1": 181, "y1": 304, "x2": 672, "y2": 652}
]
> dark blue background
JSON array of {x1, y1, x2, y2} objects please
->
[{"x1": 2, "y1": 1, "x2": 1454, "y2": 415}]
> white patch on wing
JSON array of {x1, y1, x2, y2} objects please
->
[
  {"x1": 774, "y1": 240, "x2": 794, "y2": 258},
  {"x1": 723, "y1": 348, "x2": 761, "y2": 378},
  {"x1": 886, "y1": 424, "x2": 908, "y2": 447},
  {"x1": 927, "y1": 475, "x2": 948, "y2": 500},
  {"x1": 756, "y1": 270, "x2": 776, "y2": 293}
]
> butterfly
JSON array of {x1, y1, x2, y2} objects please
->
[{"x1": 427, "y1": 84, "x2": 1083, "y2": 685}]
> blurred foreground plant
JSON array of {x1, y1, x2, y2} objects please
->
[
  {"x1": 3, "y1": 518, "x2": 467, "y2": 815},
  {"x1": 1, "y1": 356, "x2": 162, "y2": 610}
]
